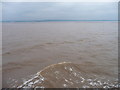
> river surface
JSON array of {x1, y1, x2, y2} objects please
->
[{"x1": 2, "y1": 22, "x2": 118, "y2": 88}]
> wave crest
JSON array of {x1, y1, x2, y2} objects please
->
[{"x1": 18, "y1": 62, "x2": 118, "y2": 88}]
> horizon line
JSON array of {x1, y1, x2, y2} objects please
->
[{"x1": 1, "y1": 20, "x2": 118, "y2": 22}]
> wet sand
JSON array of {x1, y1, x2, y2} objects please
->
[{"x1": 2, "y1": 22, "x2": 118, "y2": 88}]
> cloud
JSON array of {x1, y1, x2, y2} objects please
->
[
  {"x1": 2, "y1": 2, "x2": 118, "y2": 21},
  {"x1": 1, "y1": 0, "x2": 119, "y2": 2}
]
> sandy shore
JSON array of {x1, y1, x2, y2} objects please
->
[{"x1": 2, "y1": 22, "x2": 118, "y2": 88}]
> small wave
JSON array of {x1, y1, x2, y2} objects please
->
[{"x1": 17, "y1": 62, "x2": 118, "y2": 88}]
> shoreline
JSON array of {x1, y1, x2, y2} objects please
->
[{"x1": 1, "y1": 20, "x2": 118, "y2": 23}]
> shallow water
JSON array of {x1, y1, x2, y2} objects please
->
[{"x1": 2, "y1": 22, "x2": 118, "y2": 88}]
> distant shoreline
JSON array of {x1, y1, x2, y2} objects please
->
[{"x1": 1, "y1": 20, "x2": 118, "y2": 23}]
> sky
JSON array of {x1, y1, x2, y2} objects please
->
[
  {"x1": 2, "y1": 2, "x2": 118, "y2": 21},
  {"x1": 1, "y1": 0, "x2": 119, "y2": 2}
]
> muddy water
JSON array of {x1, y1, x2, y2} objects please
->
[
  {"x1": 18, "y1": 62, "x2": 118, "y2": 88},
  {"x1": 2, "y1": 22, "x2": 118, "y2": 88}
]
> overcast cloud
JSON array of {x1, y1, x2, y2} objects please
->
[{"x1": 2, "y1": 2, "x2": 118, "y2": 21}]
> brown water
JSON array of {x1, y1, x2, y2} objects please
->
[
  {"x1": 18, "y1": 62, "x2": 118, "y2": 88},
  {"x1": 2, "y1": 22, "x2": 118, "y2": 88}
]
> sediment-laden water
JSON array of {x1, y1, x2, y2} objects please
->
[
  {"x1": 2, "y1": 22, "x2": 118, "y2": 88},
  {"x1": 18, "y1": 62, "x2": 118, "y2": 88}
]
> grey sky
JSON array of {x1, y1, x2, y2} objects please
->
[{"x1": 2, "y1": 2, "x2": 118, "y2": 21}]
